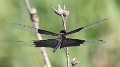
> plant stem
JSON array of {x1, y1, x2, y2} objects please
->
[
  {"x1": 24, "y1": 0, "x2": 51, "y2": 67},
  {"x1": 61, "y1": 15, "x2": 70, "y2": 67}
]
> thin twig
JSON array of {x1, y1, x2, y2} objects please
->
[
  {"x1": 61, "y1": 15, "x2": 67, "y2": 30},
  {"x1": 24, "y1": 0, "x2": 51, "y2": 67},
  {"x1": 61, "y1": 7, "x2": 70, "y2": 67},
  {"x1": 61, "y1": 15, "x2": 70, "y2": 67},
  {"x1": 52, "y1": 5, "x2": 70, "y2": 67}
]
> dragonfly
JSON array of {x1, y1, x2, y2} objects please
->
[
  {"x1": 11, "y1": 18, "x2": 108, "y2": 52},
  {"x1": 33, "y1": 18, "x2": 107, "y2": 52}
]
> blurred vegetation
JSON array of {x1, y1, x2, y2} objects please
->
[{"x1": 0, "y1": 0, "x2": 120, "y2": 67}]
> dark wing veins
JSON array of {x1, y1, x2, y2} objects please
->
[
  {"x1": 33, "y1": 39, "x2": 58, "y2": 48},
  {"x1": 65, "y1": 18, "x2": 108, "y2": 36},
  {"x1": 60, "y1": 38, "x2": 85, "y2": 48},
  {"x1": 60, "y1": 38, "x2": 106, "y2": 48},
  {"x1": 38, "y1": 29, "x2": 59, "y2": 36}
]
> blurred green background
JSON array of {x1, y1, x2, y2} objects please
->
[{"x1": 0, "y1": 0, "x2": 120, "y2": 67}]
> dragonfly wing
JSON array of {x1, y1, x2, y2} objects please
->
[
  {"x1": 11, "y1": 23, "x2": 59, "y2": 36},
  {"x1": 11, "y1": 23, "x2": 35, "y2": 32},
  {"x1": 60, "y1": 38, "x2": 106, "y2": 48},
  {"x1": 84, "y1": 40, "x2": 106, "y2": 44},
  {"x1": 60, "y1": 38, "x2": 85, "y2": 48},
  {"x1": 38, "y1": 29, "x2": 59, "y2": 36},
  {"x1": 33, "y1": 39, "x2": 58, "y2": 48},
  {"x1": 65, "y1": 27, "x2": 84, "y2": 36},
  {"x1": 65, "y1": 18, "x2": 108, "y2": 36}
]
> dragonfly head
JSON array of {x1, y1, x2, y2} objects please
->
[{"x1": 60, "y1": 30, "x2": 66, "y2": 34}]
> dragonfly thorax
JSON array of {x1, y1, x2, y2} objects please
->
[
  {"x1": 58, "y1": 33, "x2": 66, "y2": 39},
  {"x1": 59, "y1": 30, "x2": 67, "y2": 39},
  {"x1": 60, "y1": 30, "x2": 66, "y2": 34}
]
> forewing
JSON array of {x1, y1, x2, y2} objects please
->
[
  {"x1": 38, "y1": 29, "x2": 59, "y2": 36},
  {"x1": 33, "y1": 39, "x2": 58, "y2": 48},
  {"x1": 11, "y1": 23, "x2": 35, "y2": 32},
  {"x1": 65, "y1": 18, "x2": 108, "y2": 36},
  {"x1": 65, "y1": 27, "x2": 84, "y2": 36},
  {"x1": 11, "y1": 23, "x2": 59, "y2": 36},
  {"x1": 60, "y1": 38, "x2": 85, "y2": 48}
]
